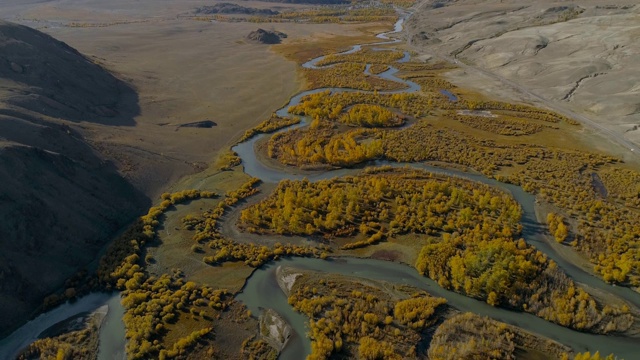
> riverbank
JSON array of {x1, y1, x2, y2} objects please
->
[{"x1": 0, "y1": 293, "x2": 123, "y2": 360}]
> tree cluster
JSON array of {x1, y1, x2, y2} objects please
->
[
  {"x1": 288, "y1": 272, "x2": 446, "y2": 359},
  {"x1": 598, "y1": 166, "x2": 640, "y2": 208},
  {"x1": 120, "y1": 272, "x2": 228, "y2": 359},
  {"x1": 18, "y1": 314, "x2": 101, "y2": 360},
  {"x1": 240, "y1": 169, "x2": 632, "y2": 333},
  {"x1": 268, "y1": 80, "x2": 640, "y2": 286},
  {"x1": 315, "y1": 48, "x2": 404, "y2": 67},
  {"x1": 547, "y1": 212, "x2": 569, "y2": 243},
  {"x1": 340, "y1": 104, "x2": 404, "y2": 128},
  {"x1": 217, "y1": 150, "x2": 242, "y2": 170},
  {"x1": 240, "y1": 169, "x2": 522, "y2": 240},
  {"x1": 303, "y1": 63, "x2": 406, "y2": 92},
  {"x1": 238, "y1": 115, "x2": 301, "y2": 143},
  {"x1": 268, "y1": 121, "x2": 383, "y2": 167},
  {"x1": 569, "y1": 351, "x2": 619, "y2": 360},
  {"x1": 428, "y1": 312, "x2": 516, "y2": 360}
]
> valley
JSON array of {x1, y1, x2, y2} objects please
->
[{"x1": 1, "y1": 0, "x2": 639, "y2": 359}]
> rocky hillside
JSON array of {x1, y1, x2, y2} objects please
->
[
  {"x1": 247, "y1": 29, "x2": 287, "y2": 44},
  {"x1": 0, "y1": 21, "x2": 148, "y2": 336},
  {"x1": 196, "y1": 3, "x2": 279, "y2": 15},
  {"x1": 406, "y1": 0, "x2": 640, "y2": 146},
  {"x1": 259, "y1": 0, "x2": 348, "y2": 4}
]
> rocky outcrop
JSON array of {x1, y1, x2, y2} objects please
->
[
  {"x1": 247, "y1": 29, "x2": 287, "y2": 44},
  {"x1": 196, "y1": 3, "x2": 279, "y2": 16},
  {"x1": 259, "y1": 309, "x2": 291, "y2": 352},
  {"x1": 275, "y1": 266, "x2": 300, "y2": 297}
]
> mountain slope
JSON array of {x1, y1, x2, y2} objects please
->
[
  {"x1": 0, "y1": 21, "x2": 148, "y2": 336},
  {"x1": 0, "y1": 19, "x2": 138, "y2": 124}
]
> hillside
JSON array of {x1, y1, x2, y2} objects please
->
[
  {"x1": 0, "y1": 20, "x2": 139, "y2": 124},
  {"x1": 258, "y1": 0, "x2": 348, "y2": 4},
  {"x1": 406, "y1": 0, "x2": 640, "y2": 148},
  {"x1": 0, "y1": 21, "x2": 148, "y2": 336},
  {"x1": 196, "y1": 3, "x2": 279, "y2": 15},
  {"x1": 247, "y1": 29, "x2": 287, "y2": 44}
]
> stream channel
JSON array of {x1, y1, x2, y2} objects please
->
[
  {"x1": 233, "y1": 14, "x2": 640, "y2": 360},
  {"x1": 0, "y1": 292, "x2": 126, "y2": 360}
]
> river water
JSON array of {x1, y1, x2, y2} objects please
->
[
  {"x1": 240, "y1": 258, "x2": 640, "y2": 359},
  {"x1": 97, "y1": 293, "x2": 126, "y2": 360},
  {"x1": 0, "y1": 292, "x2": 125, "y2": 360}
]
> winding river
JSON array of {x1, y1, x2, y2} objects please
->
[
  {"x1": 240, "y1": 258, "x2": 640, "y2": 359},
  {"x1": 0, "y1": 292, "x2": 125, "y2": 360},
  {"x1": 233, "y1": 14, "x2": 640, "y2": 360}
]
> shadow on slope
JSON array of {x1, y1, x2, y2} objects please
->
[
  {"x1": 0, "y1": 21, "x2": 149, "y2": 336},
  {"x1": 0, "y1": 20, "x2": 139, "y2": 126},
  {"x1": 0, "y1": 119, "x2": 151, "y2": 336}
]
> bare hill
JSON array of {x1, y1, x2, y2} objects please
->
[
  {"x1": 196, "y1": 3, "x2": 279, "y2": 15},
  {"x1": 0, "y1": 20, "x2": 138, "y2": 124},
  {"x1": 247, "y1": 28, "x2": 287, "y2": 44},
  {"x1": 407, "y1": 0, "x2": 640, "y2": 148},
  {"x1": 0, "y1": 21, "x2": 148, "y2": 336},
  {"x1": 258, "y1": 0, "x2": 348, "y2": 4}
]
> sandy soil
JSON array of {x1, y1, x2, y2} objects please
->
[{"x1": 406, "y1": 0, "x2": 640, "y2": 151}]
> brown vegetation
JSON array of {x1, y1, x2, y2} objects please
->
[
  {"x1": 451, "y1": 111, "x2": 551, "y2": 136},
  {"x1": 241, "y1": 336, "x2": 279, "y2": 359},
  {"x1": 303, "y1": 63, "x2": 406, "y2": 91},
  {"x1": 316, "y1": 48, "x2": 404, "y2": 67},
  {"x1": 238, "y1": 115, "x2": 302, "y2": 143},
  {"x1": 240, "y1": 7, "x2": 396, "y2": 24},
  {"x1": 18, "y1": 313, "x2": 101, "y2": 360},
  {"x1": 428, "y1": 312, "x2": 570, "y2": 360}
]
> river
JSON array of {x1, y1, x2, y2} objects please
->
[
  {"x1": 232, "y1": 17, "x2": 640, "y2": 314},
  {"x1": 0, "y1": 292, "x2": 125, "y2": 360},
  {"x1": 240, "y1": 257, "x2": 640, "y2": 359},
  {"x1": 232, "y1": 13, "x2": 640, "y2": 360}
]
